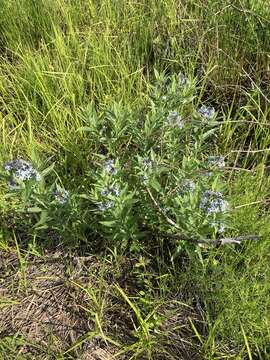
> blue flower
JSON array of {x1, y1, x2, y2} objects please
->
[
  {"x1": 166, "y1": 111, "x2": 184, "y2": 129},
  {"x1": 200, "y1": 190, "x2": 227, "y2": 214},
  {"x1": 101, "y1": 188, "x2": 110, "y2": 196},
  {"x1": 98, "y1": 200, "x2": 115, "y2": 212},
  {"x1": 178, "y1": 73, "x2": 189, "y2": 86},
  {"x1": 54, "y1": 188, "x2": 69, "y2": 204},
  {"x1": 210, "y1": 220, "x2": 226, "y2": 233},
  {"x1": 198, "y1": 105, "x2": 215, "y2": 120},
  {"x1": 142, "y1": 158, "x2": 152, "y2": 167},
  {"x1": 110, "y1": 186, "x2": 120, "y2": 197},
  {"x1": 178, "y1": 179, "x2": 196, "y2": 196},
  {"x1": 141, "y1": 174, "x2": 149, "y2": 185},
  {"x1": 7, "y1": 179, "x2": 20, "y2": 191},
  {"x1": 207, "y1": 156, "x2": 225, "y2": 169},
  {"x1": 104, "y1": 159, "x2": 117, "y2": 175},
  {"x1": 101, "y1": 186, "x2": 120, "y2": 197},
  {"x1": 4, "y1": 159, "x2": 41, "y2": 181}
]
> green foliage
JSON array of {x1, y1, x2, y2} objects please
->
[
  {"x1": 0, "y1": 1, "x2": 270, "y2": 358},
  {"x1": 0, "y1": 72, "x2": 230, "y2": 255}
]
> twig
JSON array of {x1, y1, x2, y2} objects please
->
[
  {"x1": 214, "y1": 235, "x2": 261, "y2": 245},
  {"x1": 234, "y1": 198, "x2": 270, "y2": 209},
  {"x1": 225, "y1": 166, "x2": 253, "y2": 172},
  {"x1": 146, "y1": 187, "x2": 182, "y2": 231},
  {"x1": 230, "y1": 149, "x2": 270, "y2": 153},
  {"x1": 162, "y1": 233, "x2": 261, "y2": 246},
  {"x1": 224, "y1": 120, "x2": 270, "y2": 127}
]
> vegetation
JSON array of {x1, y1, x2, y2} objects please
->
[{"x1": 0, "y1": 0, "x2": 270, "y2": 358}]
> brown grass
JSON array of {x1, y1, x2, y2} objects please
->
[{"x1": 0, "y1": 249, "x2": 204, "y2": 359}]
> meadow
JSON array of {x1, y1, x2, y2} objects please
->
[{"x1": 0, "y1": 0, "x2": 270, "y2": 359}]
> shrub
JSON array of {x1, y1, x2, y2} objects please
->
[{"x1": 0, "y1": 72, "x2": 229, "y2": 255}]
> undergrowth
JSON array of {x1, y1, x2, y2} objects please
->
[{"x1": 0, "y1": 1, "x2": 270, "y2": 359}]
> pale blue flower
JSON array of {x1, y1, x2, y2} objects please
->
[
  {"x1": 140, "y1": 174, "x2": 149, "y2": 185},
  {"x1": 101, "y1": 188, "x2": 110, "y2": 196},
  {"x1": 210, "y1": 220, "x2": 226, "y2": 233},
  {"x1": 54, "y1": 188, "x2": 69, "y2": 204},
  {"x1": 143, "y1": 158, "x2": 152, "y2": 167},
  {"x1": 104, "y1": 159, "x2": 117, "y2": 175},
  {"x1": 110, "y1": 186, "x2": 120, "y2": 197},
  {"x1": 4, "y1": 159, "x2": 41, "y2": 181},
  {"x1": 167, "y1": 111, "x2": 184, "y2": 129},
  {"x1": 7, "y1": 179, "x2": 20, "y2": 191},
  {"x1": 98, "y1": 200, "x2": 115, "y2": 212},
  {"x1": 179, "y1": 179, "x2": 196, "y2": 196},
  {"x1": 208, "y1": 156, "x2": 225, "y2": 169},
  {"x1": 198, "y1": 105, "x2": 215, "y2": 120},
  {"x1": 101, "y1": 186, "x2": 120, "y2": 197},
  {"x1": 200, "y1": 190, "x2": 227, "y2": 214},
  {"x1": 178, "y1": 73, "x2": 189, "y2": 86}
]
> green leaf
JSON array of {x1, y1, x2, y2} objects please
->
[
  {"x1": 201, "y1": 128, "x2": 217, "y2": 141},
  {"x1": 100, "y1": 220, "x2": 116, "y2": 227},
  {"x1": 27, "y1": 206, "x2": 43, "y2": 213},
  {"x1": 76, "y1": 126, "x2": 93, "y2": 132},
  {"x1": 149, "y1": 178, "x2": 161, "y2": 192},
  {"x1": 41, "y1": 163, "x2": 55, "y2": 177},
  {"x1": 34, "y1": 210, "x2": 49, "y2": 228}
]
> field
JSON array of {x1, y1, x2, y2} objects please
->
[{"x1": 0, "y1": 1, "x2": 270, "y2": 359}]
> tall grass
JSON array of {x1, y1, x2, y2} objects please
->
[{"x1": 0, "y1": 0, "x2": 270, "y2": 358}]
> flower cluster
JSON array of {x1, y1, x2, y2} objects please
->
[
  {"x1": 142, "y1": 157, "x2": 153, "y2": 168},
  {"x1": 207, "y1": 156, "x2": 225, "y2": 169},
  {"x1": 178, "y1": 179, "x2": 196, "y2": 196},
  {"x1": 98, "y1": 184, "x2": 120, "y2": 212},
  {"x1": 98, "y1": 200, "x2": 115, "y2": 212},
  {"x1": 101, "y1": 186, "x2": 120, "y2": 197},
  {"x1": 200, "y1": 190, "x2": 227, "y2": 215},
  {"x1": 104, "y1": 159, "x2": 117, "y2": 175},
  {"x1": 178, "y1": 73, "x2": 189, "y2": 86},
  {"x1": 198, "y1": 105, "x2": 215, "y2": 120},
  {"x1": 166, "y1": 111, "x2": 184, "y2": 129},
  {"x1": 7, "y1": 179, "x2": 20, "y2": 191},
  {"x1": 210, "y1": 220, "x2": 225, "y2": 234},
  {"x1": 54, "y1": 188, "x2": 69, "y2": 204},
  {"x1": 4, "y1": 159, "x2": 41, "y2": 182}
]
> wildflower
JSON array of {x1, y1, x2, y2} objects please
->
[
  {"x1": 104, "y1": 159, "x2": 117, "y2": 175},
  {"x1": 142, "y1": 158, "x2": 152, "y2": 167},
  {"x1": 207, "y1": 156, "x2": 225, "y2": 169},
  {"x1": 166, "y1": 111, "x2": 184, "y2": 129},
  {"x1": 141, "y1": 174, "x2": 149, "y2": 184},
  {"x1": 203, "y1": 171, "x2": 213, "y2": 177},
  {"x1": 198, "y1": 105, "x2": 215, "y2": 120},
  {"x1": 7, "y1": 179, "x2": 20, "y2": 191},
  {"x1": 98, "y1": 200, "x2": 115, "y2": 212},
  {"x1": 161, "y1": 95, "x2": 167, "y2": 101},
  {"x1": 210, "y1": 220, "x2": 226, "y2": 233},
  {"x1": 101, "y1": 188, "x2": 110, "y2": 196},
  {"x1": 110, "y1": 186, "x2": 120, "y2": 197},
  {"x1": 178, "y1": 73, "x2": 189, "y2": 86},
  {"x1": 219, "y1": 223, "x2": 225, "y2": 233},
  {"x1": 200, "y1": 190, "x2": 227, "y2": 215},
  {"x1": 179, "y1": 179, "x2": 196, "y2": 196},
  {"x1": 101, "y1": 186, "x2": 120, "y2": 197},
  {"x1": 4, "y1": 159, "x2": 41, "y2": 181},
  {"x1": 54, "y1": 188, "x2": 69, "y2": 204}
]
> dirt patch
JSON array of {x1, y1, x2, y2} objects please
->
[{"x1": 0, "y1": 250, "x2": 203, "y2": 359}]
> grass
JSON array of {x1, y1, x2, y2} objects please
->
[{"x1": 0, "y1": 0, "x2": 270, "y2": 359}]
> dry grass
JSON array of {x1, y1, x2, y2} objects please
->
[{"x1": 0, "y1": 249, "x2": 203, "y2": 359}]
